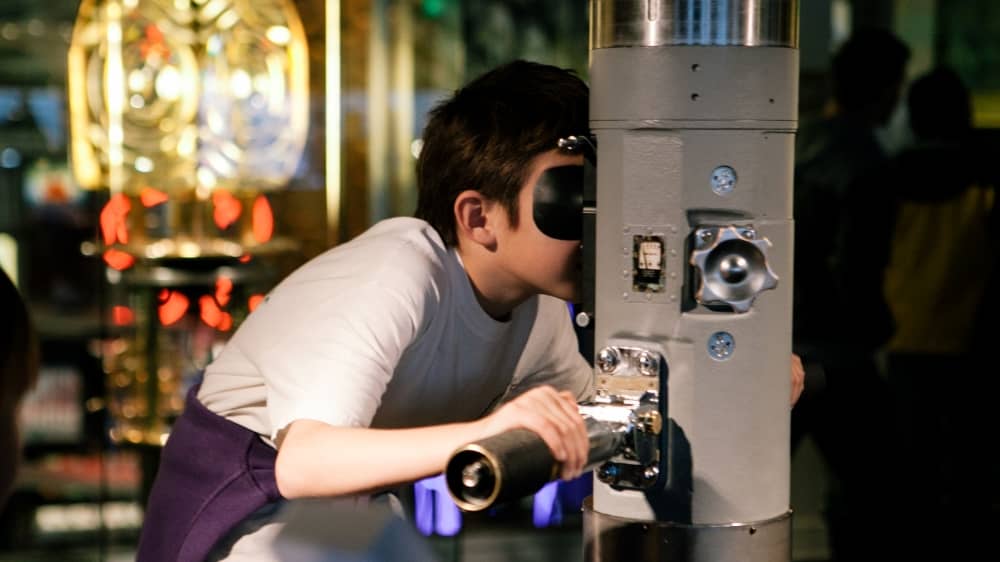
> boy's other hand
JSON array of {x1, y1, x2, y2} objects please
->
[
  {"x1": 480, "y1": 385, "x2": 588, "y2": 481},
  {"x1": 791, "y1": 353, "x2": 805, "y2": 407}
]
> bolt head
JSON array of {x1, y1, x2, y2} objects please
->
[
  {"x1": 636, "y1": 352, "x2": 657, "y2": 376},
  {"x1": 596, "y1": 347, "x2": 620, "y2": 373}
]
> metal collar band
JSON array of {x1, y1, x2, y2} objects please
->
[{"x1": 590, "y1": 0, "x2": 799, "y2": 49}]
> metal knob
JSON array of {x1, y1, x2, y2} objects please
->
[{"x1": 690, "y1": 225, "x2": 778, "y2": 313}]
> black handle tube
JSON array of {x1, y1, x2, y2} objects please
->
[
  {"x1": 445, "y1": 428, "x2": 555, "y2": 512},
  {"x1": 445, "y1": 421, "x2": 625, "y2": 511}
]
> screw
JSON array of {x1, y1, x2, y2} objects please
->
[
  {"x1": 711, "y1": 165, "x2": 737, "y2": 196},
  {"x1": 636, "y1": 352, "x2": 657, "y2": 376},
  {"x1": 708, "y1": 331, "x2": 735, "y2": 360}
]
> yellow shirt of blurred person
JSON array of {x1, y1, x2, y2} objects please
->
[{"x1": 884, "y1": 184, "x2": 995, "y2": 354}]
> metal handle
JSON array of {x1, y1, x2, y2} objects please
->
[{"x1": 445, "y1": 419, "x2": 626, "y2": 512}]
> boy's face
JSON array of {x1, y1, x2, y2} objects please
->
[{"x1": 494, "y1": 149, "x2": 583, "y2": 302}]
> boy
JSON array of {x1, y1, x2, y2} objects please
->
[{"x1": 137, "y1": 60, "x2": 595, "y2": 561}]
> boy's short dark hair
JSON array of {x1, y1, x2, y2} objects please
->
[{"x1": 415, "y1": 60, "x2": 589, "y2": 246}]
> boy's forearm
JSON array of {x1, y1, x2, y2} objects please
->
[{"x1": 274, "y1": 418, "x2": 488, "y2": 499}]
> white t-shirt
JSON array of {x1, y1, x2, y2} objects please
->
[{"x1": 198, "y1": 217, "x2": 593, "y2": 443}]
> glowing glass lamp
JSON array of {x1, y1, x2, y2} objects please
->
[{"x1": 68, "y1": 0, "x2": 309, "y2": 445}]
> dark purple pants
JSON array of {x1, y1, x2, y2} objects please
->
[{"x1": 136, "y1": 385, "x2": 283, "y2": 561}]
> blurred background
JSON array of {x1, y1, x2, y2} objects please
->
[{"x1": 0, "y1": 0, "x2": 997, "y2": 560}]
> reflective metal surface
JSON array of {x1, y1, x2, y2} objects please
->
[
  {"x1": 584, "y1": 500, "x2": 792, "y2": 562},
  {"x1": 590, "y1": 0, "x2": 798, "y2": 49},
  {"x1": 690, "y1": 225, "x2": 778, "y2": 313}
]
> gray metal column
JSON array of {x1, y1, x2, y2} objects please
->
[{"x1": 585, "y1": 1, "x2": 799, "y2": 560}]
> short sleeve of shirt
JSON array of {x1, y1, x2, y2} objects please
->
[
  {"x1": 247, "y1": 279, "x2": 429, "y2": 440},
  {"x1": 219, "y1": 222, "x2": 448, "y2": 441}
]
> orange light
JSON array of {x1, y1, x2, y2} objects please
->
[
  {"x1": 252, "y1": 195, "x2": 274, "y2": 243},
  {"x1": 215, "y1": 276, "x2": 233, "y2": 307},
  {"x1": 140, "y1": 24, "x2": 171, "y2": 61},
  {"x1": 158, "y1": 291, "x2": 189, "y2": 326},
  {"x1": 217, "y1": 312, "x2": 233, "y2": 332},
  {"x1": 111, "y1": 305, "x2": 134, "y2": 326},
  {"x1": 140, "y1": 187, "x2": 169, "y2": 207},
  {"x1": 199, "y1": 295, "x2": 234, "y2": 332},
  {"x1": 212, "y1": 190, "x2": 242, "y2": 230},
  {"x1": 239, "y1": 254, "x2": 251, "y2": 263},
  {"x1": 248, "y1": 294, "x2": 265, "y2": 312},
  {"x1": 103, "y1": 249, "x2": 135, "y2": 271},
  {"x1": 99, "y1": 193, "x2": 131, "y2": 245},
  {"x1": 199, "y1": 295, "x2": 223, "y2": 328}
]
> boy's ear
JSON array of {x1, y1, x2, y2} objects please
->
[{"x1": 454, "y1": 190, "x2": 497, "y2": 250}]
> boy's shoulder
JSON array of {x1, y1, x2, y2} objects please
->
[
  {"x1": 278, "y1": 217, "x2": 455, "y2": 297},
  {"x1": 338, "y1": 216, "x2": 448, "y2": 270}
]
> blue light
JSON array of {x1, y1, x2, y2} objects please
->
[
  {"x1": 532, "y1": 480, "x2": 561, "y2": 528},
  {"x1": 1, "y1": 147, "x2": 21, "y2": 169}
]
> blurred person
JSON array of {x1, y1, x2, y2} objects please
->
[
  {"x1": 883, "y1": 66, "x2": 997, "y2": 561},
  {"x1": 791, "y1": 28, "x2": 910, "y2": 562},
  {"x1": 0, "y1": 269, "x2": 39, "y2": 507}
]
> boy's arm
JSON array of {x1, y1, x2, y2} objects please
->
[{"x1": 275, "y1": 385, "x2": 589, "y2": 498}]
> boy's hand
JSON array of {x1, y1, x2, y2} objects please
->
[
  {"x1": 790, "y1": 353, "x2": 805, "y2": 407},
  {"x1": 480, "y1": 385, "x2": 588, "y2": 481}
]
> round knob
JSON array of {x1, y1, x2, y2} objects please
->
[
  {"x1": 689, "y1": 225, "x2": 779, "y2": 313},
  {"x1": 718, "y1": 254, "x2": 749, "y2": 284}
]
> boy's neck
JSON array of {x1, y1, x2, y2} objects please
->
[{"x1": 456, "y1": 243, "x2": 525, "y2": 321}]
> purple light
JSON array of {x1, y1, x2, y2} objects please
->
[
  {"x1": 532, "y1": 480, "x2": 562, "y2": 528},
  {"x1": 413, "y1": 474, "x2": 462, "y2": 537}
]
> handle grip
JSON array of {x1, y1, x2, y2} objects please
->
[
  {"x1": 445, "y1": 428, "x2": 556, "y2": 512},
  {"x1": 445, "y1": 419, "x2": 625, "y2": 511}
]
